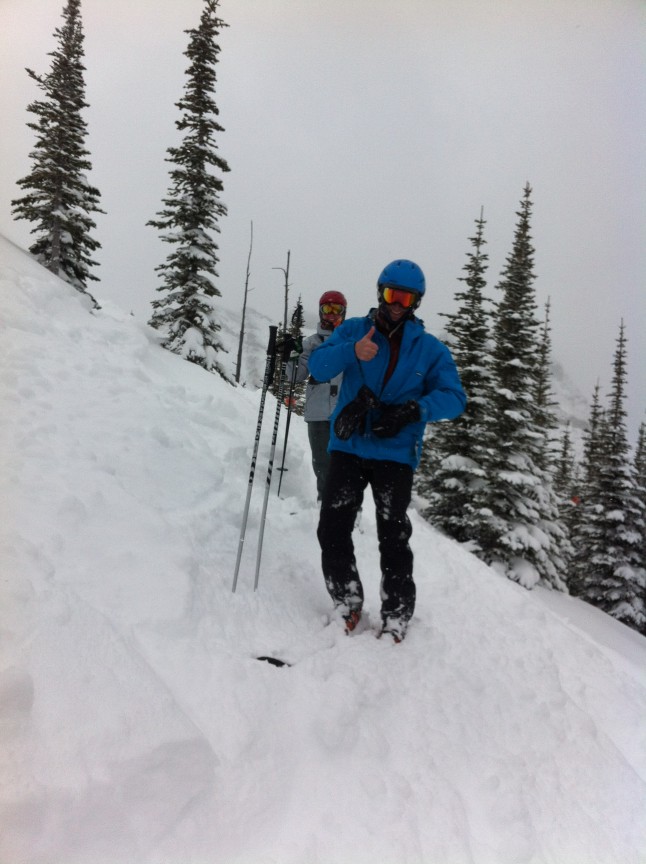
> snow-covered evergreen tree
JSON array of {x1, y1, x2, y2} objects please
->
[
  {"x1": 148, "y1": 0, "x2": 230, "y2": 378},
  {"x1": 476, "y1": 184, "x2": 568, "y2": 590},
  {"x1": 570, "y1": 324, "x2": 645, "y2": 632},
  {"x1": 581, "y1": 383, "x2": 605, "y2": 486},
  {"x1": 635, "y1": 422, "x2": 646, "y2": 576},
  {"x1": 634, "y1": 424, "x2": 646, "y2": 632},
  {"x1": 416, "y1": 210, "x2": 495, "y2": 544},
  {"x1": 553, "y1": 422, "x2": 580, "y2": 535},
  {"x1": 11, "y1": 0, "x2": 102, "y2": 305},
  {"x1": 290, "y1": 297, "x2": 305, "y2": 341},
  {"x1": 533, "y1": 299, "x2": 560, "y2": 472},
  {"x1": 271, "y1": 299, "x2": 305, "y2": 404},
  {"x1": 286, "y1": 298, "x2": 307, "y2": 415},
  {"x1": 568, "y1": 383, "x2": 605, "y2": 598},
  {"x1": 554, "y1": 423, "x2": 576, "y2": 498}
]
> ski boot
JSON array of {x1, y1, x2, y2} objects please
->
[
  {"x1": 378, "y1": 616, "x2": 407, "y2": 643},
  {"x1": 343, "y1": 608, "x2": 362, "y2": 634},
  {"x1": 332, "y1": 603, "x2": 362, "y2": 635}
]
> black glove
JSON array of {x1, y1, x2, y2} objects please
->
[
  {"x1": 372, "y1": 401, "x2": 421, "y2": 438},
  {"x1": 334, "y1": 385, "x2": 380, "y2": 440},
  {"x1": 277, "y1": 333, "x2": 302, "y2": 360}
]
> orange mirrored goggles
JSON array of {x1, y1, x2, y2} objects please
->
[
  {"x1": 381, "y1": 286, "x2": 419, "y2": 308},
  {"x1": 320, "y1": 302, "x2": 345, "y2": 315}
]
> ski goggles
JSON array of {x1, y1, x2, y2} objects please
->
[
  {"x1": 320, "y1": 303, "x2": 345, "y2": 315},
  {"x1": 381, "y1": 286, "x2": 419, "y2": 308}
]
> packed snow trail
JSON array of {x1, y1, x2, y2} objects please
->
[{"x1": 1, "y1": 236, "x2": 645, "y2": 864}]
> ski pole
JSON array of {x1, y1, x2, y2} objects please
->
[
  {"x1": 253, "y1": 337, "x2": 293, "y2": 591},
  {"x1": 276, "y1": 359, "x2": 299, "y2": 497},
  {"x1": 232, "y1": 325, "x2": 278, "y2": 593}
]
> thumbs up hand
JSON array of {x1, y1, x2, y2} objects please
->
[{"x1": 355, "y1": 326, "x2": 378, "y2": 361}]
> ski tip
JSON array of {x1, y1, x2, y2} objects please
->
[{"x1": 256, "y1": 655, "x2": 291, "y2": 668}]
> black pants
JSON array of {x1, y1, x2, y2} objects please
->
[
  {"x1": 317, "y1": 451, "x2": 415, "y2": 626},
  {"x1": 307, "y1": 420, "x2": 331, "y2": 501}
]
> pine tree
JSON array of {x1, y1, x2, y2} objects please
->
[
  {"x1": 553, "y1": 424, "x2": 575, "y2": 498},
  {"x1": 290, "y1": 297, "x2": 305, "y2": 340},
  {"x1": 581, "y1": 383, "x2": 605, "y2": 484},
  {"x1": 635, "y1": 422, "x2": 646, "y2": 566},
  {"x1": 271, "y1": 300, "x2": 305, "y2": 402},
  {"x1": 569, "y1": 383, "x2": 605, "y2": 597},
  {"x1": 417, "y1": 210, "x2": 495, "y2": 545},
  {"x1": 571, "y1": 324, "x2": 645, "y2": 632},
  {"x1": 532, "y1": 299, "x2": 573, "y2": 587},
  {"x1": 271, "y1": 324, "x2": 290, "y2": 398},
  {"x1": 288, "y1": 298, "x2": 307, "y2": 415},
  {"x1": 148, "y1": 0, "x2": 230, "y2": 377},
  {"x1": 553, "y1": 423, "x2": 580, "y2": 534},
  {"x1": 11, "y1": 0, "x2": 103, "y2": 305},
  {"x1": 533, "y1": 299, "x2": 560, "y2": 472},
  {"x1": 634, "y1": 423, "x2": 646, "y2": 631},
  {"x1": 476, "y1": 184, "x2": 568, "y2": 590}
]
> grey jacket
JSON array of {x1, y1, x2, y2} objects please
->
[{"x1": 286, "y1": 324, "x2": 343, "y2": 422}]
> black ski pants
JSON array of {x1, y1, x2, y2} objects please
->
[
  {"x1": 307, "y1": 420, "x2": 331, "y2": 502},
  {"x1": 317, "y1": 451, "x2": 415, "y2": 626}
]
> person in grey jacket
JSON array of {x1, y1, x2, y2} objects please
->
[{"x1": 287, "y1": 291, "x2": 347, "y2": 500}]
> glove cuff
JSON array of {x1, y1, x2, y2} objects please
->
[{"x1": 405, "y1": 401, "x2": 421, "y2": 423}]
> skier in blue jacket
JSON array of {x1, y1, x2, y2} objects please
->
[{"x1": 308, "y1": 259, "x2": 466, "y2": 642}]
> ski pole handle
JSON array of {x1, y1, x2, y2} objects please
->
[
  {"x1": 266, "y1": 325, "x2": 278, "y2": 382},
  {"x1": 267, "y1": 325, "x2": 278, "y2": 357},
  {"x1": 277, "y1": 359, "x2": 299, "y2": 497},
  {"x1": 254, "y1": 349, "x2": 290, "y2": 591}
]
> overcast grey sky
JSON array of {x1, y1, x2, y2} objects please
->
[{"x1": 1, "y1": 0, "x2": 644, "y2": 441}]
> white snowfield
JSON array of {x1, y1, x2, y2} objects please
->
[{"x1": 1, "y1": 236, "x2": 645, "y2": 864}]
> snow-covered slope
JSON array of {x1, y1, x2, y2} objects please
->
[{"x1": 1, "y1": 236, "x2": 645, "y2": 864}]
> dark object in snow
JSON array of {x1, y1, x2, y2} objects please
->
[{"x1": 256, "y1": 656, "x2": 291, "y2": 667}]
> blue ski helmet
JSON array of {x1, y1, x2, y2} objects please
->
[{"x1": 377, "y1": 259, "x2": 426, "y2": 297}]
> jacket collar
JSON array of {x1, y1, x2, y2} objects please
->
[{"x1": 369, "y1": 307, "x2": 424, "y2": 339}]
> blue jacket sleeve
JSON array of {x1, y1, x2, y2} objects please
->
[
  {"x1": 308, "y1": 320, "x2": 360, "y2": 382},
  {"x1": 416, "y1": 343, "x2": 467, "y2": 423}
]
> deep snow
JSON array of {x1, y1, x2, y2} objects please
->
[{"x1": 1, "y1": 236, "x2": 645, "y2": 864}]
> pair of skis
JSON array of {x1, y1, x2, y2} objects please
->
[{"x1": 232, "y1": 326, "x2": 297, "y2": 593}]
